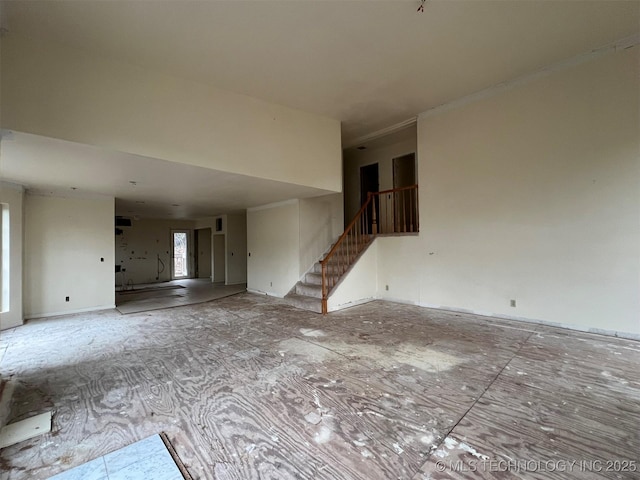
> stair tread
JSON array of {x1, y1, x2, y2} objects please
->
[
  {"x1": 293, "y1": 234, "x2": 376, "y2": 312},
  {"x1": 283, "y1": 293, "x2": 323, "y2": 314}
]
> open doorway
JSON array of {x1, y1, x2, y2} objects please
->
[
  {"x1": 195, "y1": 228, "x2": 212, "y2": 280},
  {"x1": 171, "y1": 230, "x2": 190, "y2": 279},
  {"x1": 393, "y1": 153, "x2": 417, "y2": 232},
  {"x1": 360, "y1": 163, "x2": 379, "y2": 234},
  {"x1": 213, "y1": 234, "x2": 225, "y2": 284}
]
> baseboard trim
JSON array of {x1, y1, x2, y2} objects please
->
[
  {"x1": 371, "y1": 295, "x2": 639, "y2": 341},
  {"x1": 414, "y1": 301, "x2": 640, "y2": 342},
  {"x1": 246, "y1": 289, "x2": 285, "y2": 299},
  {"x1": 25, "y1": 305, "x2": 116, "y2": 320},
  {"x1": 328, "y1": 297, "x2": 376, "y2": 313}
]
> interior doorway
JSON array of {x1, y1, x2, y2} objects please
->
[
  {"x1": 393, "y1": 153, "x2": 417, "y2": 232},
  {"x1": 213, "y1": 234, "x2": 226, "y2": 284},
  {"x1": 171, "y1": 230, "x2": 190, "y2": 279},
  {"x1": 360, "y1": 163, "x2": 379, "y2": 234},
  {"x1": 195, "y1": 228, "x2": 212, "y2": 280}
]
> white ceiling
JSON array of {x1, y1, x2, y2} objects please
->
[
  {"x1": 0, "y1": 132, "x2": 333, "y2": 219},
  {"x1": 3, "y1": 1, "x2": 639, "y2": 143},
  {"x1": 1, "y1": 1, "x2": 638, "y2": 220}
]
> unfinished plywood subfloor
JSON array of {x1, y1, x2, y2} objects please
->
[
  {"x1": 115, "y1": 279, "x2": 246, "y2": 314},
  {"x1": 0, "y1": 295, "x2": 638, "y2": 479}
]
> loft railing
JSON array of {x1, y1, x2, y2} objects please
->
[{"x1": 320, "y1": 184, "x2": 418, "y2": 313}]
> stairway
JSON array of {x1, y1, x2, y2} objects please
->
[
  {"x1": 283, "y1": 243, "x2": 359, "y2": 314},
  {"x1": 284, "y1": 265, "x2": 323, "y2": 313},
  {"x1": 285, "y1": 184, "x2": 419, "y2": 314}
]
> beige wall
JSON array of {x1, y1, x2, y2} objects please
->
[
  {"x1": 376, "y1": 236, "x2": 422, "y2": 305},
  {"x1": 361, "y1": 47, "x2": 639, "y2": 336},
  {"x1": 247, "y1": 201, "x2": 300, "y2": 297},
  {"x1": 0, "y1": 182, "x2": 24, "y2": 330},
  {"x1": 330, "y1": 48, "x2": 640, "y2": 336},
  {"x1": 24, "y1": 194, "x2": 115, "y2": 318},
  {"x1": 247, "y1": 194, "x2": 344, "y2": 297},
  {"x1": 195, "y1": 213, "x2": 247, "y2": 285},
  {"x1": 417, "y1": 47, "x2": 639, "y2": 335},
  {"x1": 327, "y1": 240, "x2": 378, "y2": 312},
  {"x1": 298, "y1": 193, "x2": 344, "y2": 277},
  {"x1": 343, "y1": 127, "x2": 416, "y2": 223},
  {"x1": 225, "y1": 213, "x2": 247, "y2": 285},
  {"x1": 116, "y1": 218, "x2": 195, "y2": 286},
  {"x1": 1, "y1": 35, "x2": 342, "y2": 192}
]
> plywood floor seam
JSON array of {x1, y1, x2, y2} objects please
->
[
  {"x1": 0, "y1": 295, "x2": 638, "y2": 479},
  {"x1": 413, "y1": 327, "x2": 540, "y2": 474}
]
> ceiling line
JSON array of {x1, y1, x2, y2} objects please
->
[
  {"x1": 419, "y1": 33, "x2": 640, "y2": 121},
  {"x1": 344, "y1": 117, "x2": 417, "y2": 149}
]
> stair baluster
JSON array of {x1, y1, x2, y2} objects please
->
[{"x1": 319, "y1": 184, "x2": 419, "y2": 314}]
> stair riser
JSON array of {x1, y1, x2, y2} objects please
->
[
  {"x1": 305, "y1": 273, "x2": 322, "y2": 285},
  {"x1": 295, "y1": 284, "x2": 323, "y2": 298},
  {"x1": 283, "y1": 293, "x2": 323, "y2": 314},
  {"x1": 285, "y1": 237, "x2": 374, "y2": 312}
]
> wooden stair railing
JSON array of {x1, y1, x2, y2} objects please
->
[{"x1": 320, "y1": 184, "x2": 418, "y2": 313}]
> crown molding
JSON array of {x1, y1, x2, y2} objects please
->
[
  {"x1": 419, "y1": 34, "x2": 640, "y2": 121},
  {"x1": 344, "y1": 117, "x2": 417, "y2": 149}
]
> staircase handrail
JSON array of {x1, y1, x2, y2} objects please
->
[{"x1": 320, "y1": 184, "x2": 418, "y2": 313}]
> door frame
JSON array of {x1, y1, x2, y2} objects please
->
[
  {"x1": 170, "y1": 229, "x2": 192, "y2": 280},
  {"x1": 360, "y1": 163, "x2": 379, "y2": 234},
  {"x1": 194, "y1": 227, "x2": 213, "y2": 280},
  {"x1": 212, "y1": 233, "x2": 226, "y2": 284},
  {"x1": 392, "y1": 153, "x2": 417, "y2": 232}
]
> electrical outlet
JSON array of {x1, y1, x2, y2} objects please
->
[
  {"x1": 65, "y1": 296, "x2": 70, "y2": 302},
  {"x1": 270, "y1": 281, "x2": 273, "y2": 287},
  {"x1": 385, "y1": 285, "x2": 389, "y2": 291},
  {"x1": 510, "y1": 299, "x2": 516, "y2": 307}
]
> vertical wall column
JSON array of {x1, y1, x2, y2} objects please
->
[{"x1": 0, "y1": 182, "x2": 24, "y2": 330}]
